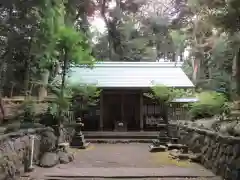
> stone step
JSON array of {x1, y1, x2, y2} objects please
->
[
  {"x1": 85, "y1": 135, "x2": 156, "y2": 139},
  {"x1": 44, "y1": 178, "x2": 222, "y2": 180},
  {"x1": 84, "y1": 131, "x2": 160, "y2": 139},
  {"x1": 86, "y1": 139, "x2": 152, "y2": 143},
  {"x1": 86, "y1": 137, "x2": 177, "y2": 144},
  {"x1": 40, "y1": 167, "x2": 217, "y2": 178}
]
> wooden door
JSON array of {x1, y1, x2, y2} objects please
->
[
  {"x1": 124, "y1": 93, "x2": 140, "y2": 131},
  {"x1": 103, "y1": 93, "x2": 122, "y2": 130}
]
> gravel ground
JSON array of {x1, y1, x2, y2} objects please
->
[{"x1": 24, "y1": 144, "x2": 221, "y2": 180}]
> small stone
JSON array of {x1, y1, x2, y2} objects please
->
[
  {"x1": 58, "y1": 151, "x2": 70, "y2": 164},
  {"x1": 39, "y1": 152, "x2": 59, "y2": 168},
  {"x1": 149, "y1": 145, "x2": 167, "y2": 152}
]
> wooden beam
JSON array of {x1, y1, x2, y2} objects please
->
[
  {"x1": 121, "y1": 92, "x2": 124, "y2": 123},
  {"x1": 100, "y1": 92, "x2": 103, "y2": 131},
  {"x1": 140, "y1": 91, "x2": 144, "y2": 131}
]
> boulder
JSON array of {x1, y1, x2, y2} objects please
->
[
  {"x1": 58, "y1": 151, "x2": 74, "y2": 164},
  {"x1": 39, "y1": 152, "x2": 59, "y2": 168},
  {"x1": 149, "y1": 144, "x2": 167, "y2": 152},
  {"x1": 40, "y1": 129, "x2": 57, "y2": 153},
  {"x1": 1, "y1": 159, "x2": 19, "y2": 180}
]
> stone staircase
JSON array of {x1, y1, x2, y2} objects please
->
[
  {"x1": 84, "y1": 131, "x2": 157, "y2": 143},
  {"x1": 83, "y1": 123, "x2": 178, "y2": 144},
  {"x1": 43, "y1": 178, "x2": 221, "y2": 180}
]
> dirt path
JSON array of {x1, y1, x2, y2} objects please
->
[{"x1": 26, "y1": 144, "x2": 221, "y2": 179}]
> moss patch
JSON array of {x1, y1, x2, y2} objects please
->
[{"x1": 150, "y1": 151, "x2": 195, "y2": 167}]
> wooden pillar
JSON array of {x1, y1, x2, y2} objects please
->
[
  {"x1": 140, "y1": 91, "x2": 144, "y2": 131},
  {"x1": 99, "y1": 92, "x2": 103, "y2": 131},
  {"x1": 121, "y1": 92, "x2": 124, "y2": 122}
]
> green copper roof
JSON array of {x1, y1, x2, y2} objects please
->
[{"x1": 67, "y1": 61, "x2": 194, "y2": 88}]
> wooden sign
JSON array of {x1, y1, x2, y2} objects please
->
[
  {"x1": 175, "y1": 108, "x2": 181, "y2": 115},
  {"x1": 146, "y1": 116, "x2": 164, "y2": 125},
  {"x1": 96, "y1": 109, "x2": 100, "y2": 116}
]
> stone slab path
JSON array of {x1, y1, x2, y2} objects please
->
[
  {"x1": 25, "y1": 144, "x2": 221, "y2": 180},
  {"x1": 44, "y1": 167, "x2": 215, "y2": 177}
]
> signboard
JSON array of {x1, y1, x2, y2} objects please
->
[
  {"x1": 145, "y1": 116, "x2": 164, "y2": 125},
  {"x1": 96, "y1": 109, "x2": 100, "y2": 116},
  {"x1": 175, "y1": 108, "x2": 181, "y2": 115}
]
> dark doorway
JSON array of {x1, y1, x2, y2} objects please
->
[
  {"x1": 102, "y1": 90, "x2": 141, "y2": 131},
  {"x1": 103, "y1": 93, "x2": 122, "y2": 130},
  {"x1": 124, "y1": 93, "x2": 140, "y2": 131}
]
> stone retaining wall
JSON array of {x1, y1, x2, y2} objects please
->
[
  {"x1": 0, "y1": 127, "x2": 53, "y2": 180},
  {"x1": 176, "y1": 125, "x2": 240, "y2": 180}
]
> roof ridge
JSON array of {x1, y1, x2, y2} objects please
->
[
  {"x1": 91, "y1": 61, "x2": 183, "y2": 68},
  {"x1": 67, "y1": 61, "x2": 194, "y2": 88}
]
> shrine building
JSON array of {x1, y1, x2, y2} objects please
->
[{"x1": 67, "y1": 61, "x2": 195, "y2": 131}]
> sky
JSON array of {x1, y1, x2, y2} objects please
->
[
  {"x1": 90, "y1": 17, "x2": 106, "y2": 34},
  {"x1": 89, "y1": 0, "x2": 117, "y2": 34}
]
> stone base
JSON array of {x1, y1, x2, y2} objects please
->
[
  {"x1": 149, "y1": 144, "x2": 167, "y2": 152},
  {"x1": 71, "y1": 133, "x2": 90, "y2": 149},
  {"x1": 79, "y1": 142, "x2": 90, "y2": 149},
  {"x1": 71, "y1": 142, "x2": 90, "y2": 149},
  {"x1": 151, "y1": 138, "x2": 168, "y2": 146},
  {"x1": 58, "y1": 142, "x2": 70, "y2": 152},
  {"x1": 26, "y1": 165, "x2": 35, "y2": 172}
]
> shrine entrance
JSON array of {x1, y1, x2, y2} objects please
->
[{"x1": 102, "y1": 90, "x2": 141, "y2": 131}]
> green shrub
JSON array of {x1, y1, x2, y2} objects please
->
[
  {"x1": 189, "y1": 91, "x2": 229, "y2": 119},
  {"x1": 148, "y1": 84, "x2": 194, "y2": 102}
]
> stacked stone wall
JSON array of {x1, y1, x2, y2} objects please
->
[
  {"x1": 0, "y1": 127, "x2": 56, "y2": 180},
  {"x1": 176, "y1": 124, "x2": 240, "y2": 180}
]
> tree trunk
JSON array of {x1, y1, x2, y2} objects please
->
[
  {"x1": 0, "y1": 63, "x2": 6, "y2": 123},
  {"x1": 172, "y1": 52, "x2": 176, "y2": 62},
  {"x1": 61, "y1": 50, "x2": 68, "y2": 98},
  {"x1": 0, "y1": 62, "x2": 7, "y2": 96},
  {"x1": 180, "y1": 51, "x2": 183, "y2": 62},
  {"x1": 56, "y1": 49, "x2": 69, "y2": 145},
  {"x1": 23, "y1": 59, "x2": 30, "y2": 96},
  {"x1": 236, "y1": 49, "x2": 240, "y2": 97},
  {"x1": 23, "y1": 38, "x2": 33, "y2": 97},
  {"x1": 38, "y1": 69, "x2": 50, "y2": 100},
  {"x1": 79, "y1": 13, "x2": 90, "y2": 36},
  {"x1": 101, "y1": 0, "x2": 113, "y2": 60}
]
